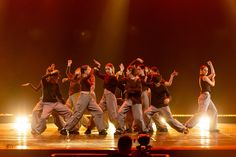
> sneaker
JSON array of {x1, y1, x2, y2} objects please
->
[
  {"x1": 209, "y1": 129, "x2": 220, "y2": 133},
  {"x1": 138, "y1": 131, "x2": 149, "y2": 134},
  {"x1": 158, "y1": 128, "x2": 168, "y2": 132},
  {"x1": 69, "y1": 130, "x2": 80, "y2": 135},
  {"x1": 84, "y1": 128, "x2": 92, "y2": 135},
  {"x1": 125, "y1": 128, "x2": 133, "y2": 133},
  {"x1": 114, "y1": 130, "x2": 123, "y2": 135},
  {"x1": 99, "y1": 129, "x2": 107, "y2": 135},
  {"x1": 60, "y1": 129, "x2": 69, "y2": 135}
]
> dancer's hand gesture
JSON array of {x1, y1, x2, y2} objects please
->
[{"x1": 67, "y1": 60, "x2": 72, "y2": 67}]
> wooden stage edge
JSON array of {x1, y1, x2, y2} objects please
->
[{"x1": 0, "y1": 123, "x2": 236, "y2": 157}]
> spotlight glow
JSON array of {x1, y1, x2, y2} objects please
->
[
  {"x1": 108, "y1": 122, "x2": 116, "y2": 134},
  {"x1": 14, "y1": 116, "x2": 30, "y2": 132},
  {"x1": 197, "y1": 116, "x2": 210, "y2": 130},
  {"x1": 160, "y1": 117, "x2": 167, "y2": 124}
]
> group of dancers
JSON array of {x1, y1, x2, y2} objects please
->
[{"x1": 22, "y1": 58, "x2": 219, "y2": 136}]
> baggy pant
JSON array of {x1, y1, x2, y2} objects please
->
[
  {"x1": 31, "y1": 100, "x2": 64, "y2": 131},
  {"x1": 116, "y1": 99, "x2": 147, "y2": 133},
  {"x1": 64, "y1": 92, "x2": 105, "y2": 132},
  {"x1": 141, "y1": 90, "x2": 150, "y2": 111},
  {"x1": 98, "y1": 89, "x2": 118, "y2": 128},
  {"x1": 144, "y1": 105, "x2": 187, "y2": 132},
  {"x1": 185, "y1": 92, "x2": 218, "y2": 130},
  {"x1": 150, "y1": 112, "x2": 168, "y2": 131},
  {"x1": 35, "y1": 102, "x2": 72, "y2": 134},
  {"x1": 66, "y1": 92, "x2": 90, "y2": 128},
  {"x1": 132, "y1": 90, "x2": 151, "y2": 131}
]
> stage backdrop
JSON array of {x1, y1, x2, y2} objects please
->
[{"x1": 0, "y1": 0, "x2": 235, "y2": 115}]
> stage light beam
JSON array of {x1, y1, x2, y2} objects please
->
[
  {"x1": 197, "y1": 116, "x2": 210, "y2": 130},
  {"x1": 13, "y1": 116, "x2": 30, "y2": 133}
]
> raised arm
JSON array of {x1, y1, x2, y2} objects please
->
[
  {"x1": 129, "y1": 58, "x2": 144, "y2": 67},
  {"x1": 116, "y1": 63, "x2": 124, "y2": 78},
  {"x1": 202, "y1": 74, "x2": 215, "y2": 87},
  {"x1": 42, "y1": 69, "x2": 59, "y2": 80},
  {"x1": 164, "y1": 70, "x2": 178, "y2": 86},
  {"x1": 66, "y1": 59, "x2": 73, "y2": 77},
  {"x1": 93, "y1": 59, "x2": 101, "y2": 69},
  {"x1": 207, "y1": 60, "x2": 215, "y2": 79}
]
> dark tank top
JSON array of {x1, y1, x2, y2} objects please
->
[{"x1": 199, "y1": 76, "x2": 211, "y2": 93}]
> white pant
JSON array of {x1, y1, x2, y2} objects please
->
[{"x1": 185, "y1": 92, "x2": 218, "y2": 130}]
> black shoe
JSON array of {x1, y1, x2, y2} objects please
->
[
  {"x1": 69, "y1": 130, "x2": 80, "y2": 135},
  {"x1": 209, "y1": 129, "x2": 220, "y2": 133},
  {"x1": 114, "y1": 130, "x2": 123, "y2": 135},
  {"x1": 158, "y1": 128, "x2": 168, "y2": 132},
  {"x1": 125, "y1": 128, "x2": 133, "y2": 133},
  {"x1": 99, "y1": 130, "x2": 107, "y2": 135},
  {"x1": 84, "y1": 128, "x2": 92, "y2": 135},
  {"x1": 138, "y1": 130, "x2": 149, "y2": 134},
  {"x1": 60, "y1": 129, "x2": 69, "y2": 135}
]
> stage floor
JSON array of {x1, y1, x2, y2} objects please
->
[{"x1": 1, "y1": 123, "x2": 236, "y2": 156}]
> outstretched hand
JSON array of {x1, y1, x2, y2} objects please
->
[
  {"x1": 119, "y1": 63, "x2": 124, "y2": 72},
  {"x1": 93, "y1": 59, "x2": 101, "y2": 67},
  {"x1": 51, "y1": 69, "x2": 59, "y2": 75},
  {"x1": 207, "y1": 60, "x2": 213, "y2": 66},
  {"x1": 21, "y1": 83, "x2": 31, "y2": 87},
  {"x1": 136, "y1": 58, "x2": 144, "y2": 63},
  {"x1": 171, "y1": 70, "x2": 178, "y2": 77},
  {"x1": 62, "y1": 78, "x2": 69, "y2": 83},
  {"x1": 67, "y1": 60, "x2": 72, "y2": 67}
]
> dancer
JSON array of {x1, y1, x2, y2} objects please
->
[
  {"x1": 185, "y1": 61, "x2": 219, "y2": 132},
  {"x1": 83, "y1": 59, "x2": 119, "y2": 133},
  {"x1": 22, "y1": 64, "x2": 64, "y2": 133},
  {"x1": 151, "y1": 68, "x2": 179, "y2": 132},
  {"x1": 63, "y1": 60, "x2": 90, "y2": 133},
  {"x1": 144, "y1": 74, "x2": 189, "y2": 134},
  {"x1": 60, "y1": 65, "x2": 107, "y2": 135},
  {"x1": 114, "y1": 65, "x2": 148, "y2": 135},
  {"x1": 33, "y1": 69, "x2": 72, "y2": 135}
]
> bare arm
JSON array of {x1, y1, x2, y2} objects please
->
[
  {"x1": 116, "y1": 63, "x2": 124, "y2": 78},
  {"x1": 93, "y1": 59, "x2": 101, "y2": 69},
  {"x1": 203, "y1": 75, "x2": 215, "y2": 87},
  {"x1": 62, "y1": 78, "x2": 69, "y2": 83},
  {"x1": 207, "y1": 61, "x2": 216, "y2": 79},
  {"x1": 129, "y1": 58, "x2": 144, "y2": 67},
  {"x1": 21, "y1": 82, "x2": 42, "y2": 92},
  {"x1": 66, "y1": 60, "x2": 73, "y2": 77},
  {"x1": 164, "y1": 70, "x2": 178, "y2": 86}
]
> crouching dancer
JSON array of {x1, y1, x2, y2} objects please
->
[
  {"x1": 32, "y1": 70, "x2": 72, "y2": 135},
  {"x1": 144, "y1": 74, "x2": 189, "y2": 134}
]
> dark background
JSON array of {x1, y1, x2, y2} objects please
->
[{"x1": 0, "y1": 0, "x2": 235, "y2": 115}]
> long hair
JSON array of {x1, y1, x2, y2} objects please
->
[
  {"x1": 199, "y1": 65, "x2": 208, "y2": 76},
  {"x1": 105, "y1": 63, "x2": 115, "y2": 74}
]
